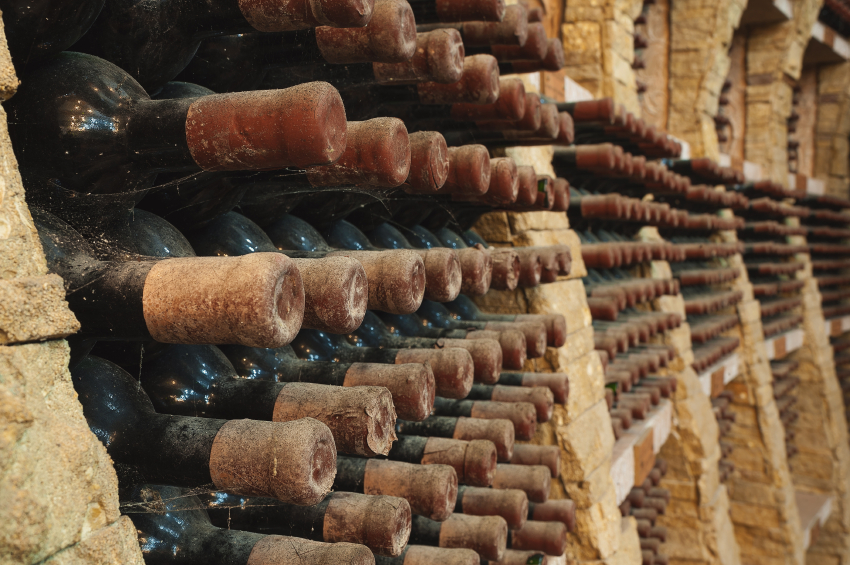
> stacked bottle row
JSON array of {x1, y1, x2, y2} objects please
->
[
  {"x1": 771, "y1": 360, "x2": 801, "y2": 460},
  {"x1": 2, "y1": 0, "x2": 603, "y2": 563},
  {"x1": 617, "y1": 460, "x2": 672, "y2": 565},
  {"x1": 711, "y1": 392, "x2": 737, "y2": 482}
]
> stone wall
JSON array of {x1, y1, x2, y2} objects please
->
[
  {"x1": 0, "y1": 15, "x2": 145, "y2": 565},
  {"x1": 814, "y1": 61, "x2": 850, "y2": 198}
]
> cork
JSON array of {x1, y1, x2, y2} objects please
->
[
  {"x1": 555, "y1": 112, "x2": 574, "y2": 145},
  {"x1": 440, "y1": 145, "x2": 491, "y2": 195},
  {"x1": 403, "y1": 131, "x2": 450, "y2": 194},
  {"x1": 246, "y1": 536, "x2": 374, "y2": 565},
  {"x1": 569, "y1": 99, "x2": 615, "y2": 123},
  {"x1": 417, "y1": 55, "x2": 500, "y2": 105},
  {"x1": 315, "y1": 0, "x2": 417, "y2": 63},
  {"x1": 509, "y1": 521, "x2": 567, "y2": 556},
  {"x1": 328, "y1": 250, "x2": 425, "y2": 314},
  {"x1": 453, "y1": 416, "x2": 515, "y2": 461},
  {"x1": 542, "y1": 37, "x2": 567, "y2": 72},
  {"x1": 345, "y1": 362, "x2": 435, "y2": 421},
  {"x1": 434, "y1": 0, "x2": 505, "y2": 22},
  {"x1": 460, "y1": 487, "x2": 528, "y2": 529},
  {"x1": 457, "y1": 246, "x2": 493, "y2": 296},
  {"x1": 494, "y1": 550, "x2": 549, "y2": 565},
  {"x1": 466, "y1": 329, "x2": 526, "y2": 371},
  {"x1": 551, "y1": 178, "x2": 569, "y2": 212},
  {"x1": 460, "y1": 5, "x2": 528, "y2": 46},
  {"x1": 395, "y1": 347, "x2": 474, "y2": 399},
  {"x1": 489, "y1": 386, "x2": 553, "y2": 423},
  {"x1": 186, "y1": 83, "x2": 346, "y2": 170},
  {"x1": 484, "y1": 321, "x2": 546, "y2": 358},
  {"x1": 536, "y1": 105, "x2": 560, "y2": 139},
  {"x1": 209, "y1": 418, "x2": 336, "y2": 505},
  {"x1": 438, "y1": 337, "x2": 502, "y2": 384},
  {"x1": 574, "y1": 143, "x2": 616, "y2": 170},
  {"x1": 403, "y1": 546, "x2": 479, "y2": 565},
  {"x1": 514, "y1": 248, "x2": 542, "y2": 288},
  {"x1": 528, "y1": 500, "x2": 575, "y2": 532},
  {"x1": 492, "y1": 464, "x2": 550, "y2": 503},
  {"x1": 374, "y1": 29, "x2": 466, "y2": 84},
  {"x1": 324, "y1": 492, "x2": 412, "y2": 556},
  {"x1": 291, "y1": 257, "x2": 367, "y2": 334},
  {"x1": 439, "y1": 514, "x2": 508, "y2": 561},
  {"x1": 469, "y1": 401, "x2": 536, "y2": 440},
  {"x1": 450, "y1": 79, "x2": 526, "y2": 122},
  {"x1": 513, "y1": 373, "x2": 567, "y2": 404},
  {"x1": 412, "y1": 248, "x2": 463, "y2": 302},
  {"x1": 489, "y1": 248, "x2": 520, "y2": 291},
  {"x1": 515, "y1": 166, "x2": 538, "y2": 206},
  {"x1": 509, "y1": 445, "x2": 559, "y2": 478},
  {"x1": 273, "y1": 383, "x2": 397, "y2": 456},
  {"x1": 489, "y1": 23, "x2": 548, "y2": 61},
  {"x1": 306, "y1": 119, "x2": 411, "y2": 188},
  {"x1": 143, "y1": 253, "x2": 304, "y2": 347},
  {"x1": 364, "y1": 459, "x2": 459, "y2": 521},
  {"x1": 514, "y1": 314, "x2": 566, "y2": 348},
  {"x1": 474, "y1": 93, "x2": 541, "y2": 133},
  {"x1": 421, "y1": 437, "x2": 497, "y2": 486},
  {"x1": 520, "y1": 94, "x2": 543, "y2": 132},
  {"x1": 486, "y1": 158, "x2": 519, "y2": 204},
  {"x1": 238, "y1": 0, "x2": 373, "y2": 29}
]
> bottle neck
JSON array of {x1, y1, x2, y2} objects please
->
[
  {"x1": 205, "y1": 493, "x2": 332, "y2": 540},
  {"x1": 127, "y1": 98, "x2": 197, "y2": 173}
]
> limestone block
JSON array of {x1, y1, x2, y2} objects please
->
[
  {"x1": 564, "y1": 455, "x2": 614, "y2": 509},
  {"x1": 655, "y1": 293, "x2": 685, "y2": 316},
  {"x1": 524, "y1": 279, "x2": 592, "y2": 335},
  {"x1": 472, "y1": 287, "x2": 528, "y2": 315},
  {"x1": 41, "y1": 517, "x2": 144, "y2": 565},
  {"x1": 0, "y1": 341, "x2": 143, "y2": 564},
  {"x1": 557, "y1": 400, "x2": 616, "y2": 483},
  {"x1": 561, "y1": 22, "x2": 603, "y2": 66},
  {"x1": 713, "y1": 486, "x2": 743, "y2": 565},
  {"x1": 737, "y1": 299, "x2": 762, "y2": 325},
  {"x1": 0, "y1": 275, "x2": 79, "y2": 344},
  {"x1": 507, "y1": 212, "x2": 569, "y2": 234},
  {"x1": 601, "y1": 518, "x2": 641, "y2": 565},
  {"x1": 565, "y1": 485, "x2": 622, "y2": 560},
  {"x1": 546, "y1": 324, "x2": 594, "y2": 367},
  {"x1": 561, "y1": 350, "x2": 606, "y2": 423},
  {"x1": 472, "y1": 211, "x2": 513, "y2": 243}
]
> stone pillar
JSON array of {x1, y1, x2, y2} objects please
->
[
  {"x1": 0, "y1": 19, "x2": 146, "y2": 565},
  {"x1": 814, "y1": 61, "x2": 850, "y2": 199}
]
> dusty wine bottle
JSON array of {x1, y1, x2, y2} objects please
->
[
  {"x1": 381, "y1": 434, "x2": 498, "y2": 487},
  {"x1": 201, "y1": 491, "x2": 411, "y2": 556},
  {"x1": 74, "y1": 356, "x2": 336, "y2": 504},
  {"x1": 431, "y1": 397, "x2": 538, "y2": 440},
  {"x1": 396, "y1": 415, "x2": 515, "y2": 461},
  {"x1": 409, "y1": 513, "x2": 508, "y2": 561},
  {"x1": 455, "y1": 486, "x2": 529, "y2": 529},
  {"x1": 221, "y1": 344, "x2": 435, "y2": 421},
  {"x1": 125, "y1": 485, "x2": 374, "y2": 565}
]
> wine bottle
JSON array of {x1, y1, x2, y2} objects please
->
[
  {"x1": 382, "y1": 434, "x2": 498, "y2": 486},
  {"x1": 177, "y1": 0, "x2": 421, "y2": 92},
  {"x1": 292, "y1": 326, "x2": 475, "y2": 399},
  {"x1": 509, "y1": 445, "x2": 560, "y2": 478},
  {"x1": 492, "y1": 464, "x2": 551, "y2": 503},
  {"x1": 124, "y1": 484, "x2": 373, "y2": 565},
  {"x1": 250, "y1": 214, "x2": 428, "y2": 315},
  {"x1": 446, "y1": 294, "x2": 567, "y2": 348},
  {"x1": 377, "y1": 309, "x2": 527, "y2": 371},
  {"x1": 341, "y1": 55, "x2": 500, "y2": 120},
  {"x1": 495, "y1": 372, "x2": 569, "y2": 405},
  {"x1": 336, "y1": 456, "x2": 458, "y2": 520},
  {"x1": 6, "y1": 53, "x2": 347, "y2": 195},
  {"x1": 465, "y1": 384, "x2": 554, "y2": 423},
  {"x1": 76, "y1": 0, "x2": 376, "y2": 92},
  {"x1": 74, "y1": 356, "x2": 336, "y2": 504},
  {"x1": 431, "y1": 397, "x2": 537, "y2": 440},
  {"x1": 201, "y1": 491, "x2": 411, "y2": 556},
  {"x1": 347, "y1": 310, "x2": 503, "y2": 385},
  {"x1": 193, "y1": 28, "x2": 463, "y2": 94},
  {"x1": 0, "y1": 0, "x2": 104, "y2": 72},
  {"x1": 36, "y1": 209, "x2": 304, "y2": 348},
  {"x1": 466, "y1": 22, "x2": 548, "y2": 61},
  {"x1": 221, "y1": 344, "x2": 435, "y2": 421},
  {"x1": 528, "y1": 500, "x2": 576, "y2": 530},
  {"x1": 417, "y1": 298, "x2": 547, "y2": 359},
  {"x1": 375, "y1": 546, "x2": 479, "y2": 565},
  {"x1": 407, "y1": 0, "x2": 505, "y2": 24},
  {"x1": 139, "y1": 343, "x2": 397, "y2": 456},
  {"x1": 507, "y1": 521, "x2": 567, "y2": 556},
  {"x1": 409, "y1": 513, "x2": 508, "y2": 560},
  {"x1": 326, "y1": 220, "x2": 464, "y2": 303},
  {"x1": 455, "y1": 486, "x2": 528, "y2": 529},
  {"x1": 417, "y1": 4, "x2": 527, "y2": 46},
  {"x1": 497, "y1": 38, "x2": 565, "y2": 74},
  {"x1": 396, "y1": 416, "x2": 514, "y2": 461}
]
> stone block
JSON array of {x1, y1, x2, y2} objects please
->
[
  {"x1": 472, "y1": 211, "x2": 513, "y2": 243},
  {"x1": 41, "y1": 516, "x2": 144, "y2": 565},
  {"x1": 0, "y1": 275, "x2": 79, "y2": 344},
  {"x1": 524, "y1": 279, "x2": 592, "y2": 335},
  {"x1": 556, "y1": 400, "x2": 616, "y2": 482},
  {"x1": 564, "y1": 454, "x2": 614, "y2": 509},
  {"x1": 507, "y1": 212, "x2": 569, "y2": 234},
  {"x1": 565, "y1": 486, "x2": 622, "y2": 560},
  {"x1": 601, "y1": 518, "x2": 641, "y2": 565}
]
